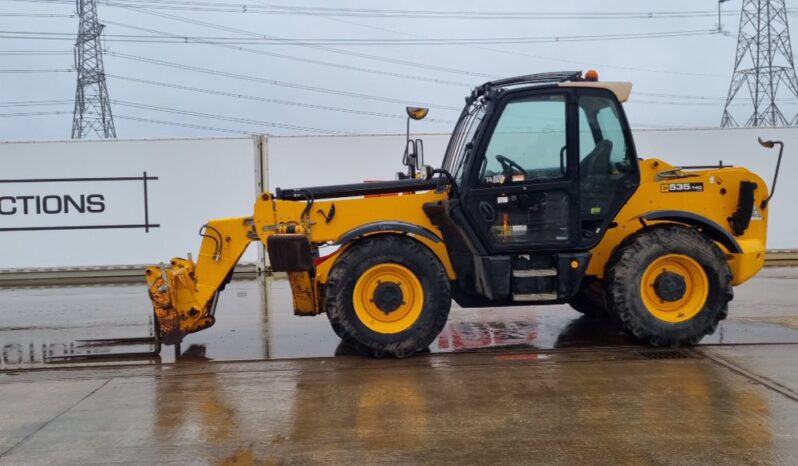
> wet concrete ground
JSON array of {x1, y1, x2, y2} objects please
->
[
  {"x1": 1, "y1": 345, "x2": 797, "y2": 464},
  {"x1": 2, "y1": 267, "x2": 798, "y2": 369},
  {"x1": 0, "y1": 269, "x2": 797, "y2": 464}
]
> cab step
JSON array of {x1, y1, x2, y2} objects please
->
[
  {"x1": 508, "y1": 253, "x2": 590, "y2": 302},
  {"x1": 511, "y1": 254, "x2": 559, "y2": 301},
  {"x1": 512, "y1": 268, "x2": 557, "y2": 278},
  {"x1": 512, "y1": 292, "x2": 558, "y2": 301}
]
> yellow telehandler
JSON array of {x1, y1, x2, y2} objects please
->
[{"x1": 146, "y1": 70, "x2": 782, "y2": 357}]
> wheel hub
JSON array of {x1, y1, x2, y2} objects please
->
[
  {"x1": 653, "y1": 271, "x2": 687, "y2": 302},
  {"x1": 373, "y1": 281, "x2": 404, "y2": 313},
  {"x1": 640, "y1": 254, "x2": 710, "y2": 323},
  {"x1": 353, "y1": 263, "x2": 425, "y2": 334}
]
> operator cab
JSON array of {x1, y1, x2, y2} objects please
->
[{"x1": 429, "y1": 70, "x2": 640, "y2": 305}]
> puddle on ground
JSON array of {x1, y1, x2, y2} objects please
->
[{"x1": 1, "y1": 269, "x2": 798, "y2": 370}]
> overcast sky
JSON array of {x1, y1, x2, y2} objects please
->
[{"x1": 1, "y1": 0, "x2": 797, "y2": 140}]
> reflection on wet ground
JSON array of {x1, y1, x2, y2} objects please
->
[
  {"x1": 1, "y1": 267, "x2": 798, "y2": 370},
  {"x1": 2, "y1": 343, "x2": 798, "y2": 464},
  {"x1": 140, "y1": 353, "x2": 795, "y2": 465},
  {"x1": 2, "y1": 269, "x2": 798, "y2": 464}
]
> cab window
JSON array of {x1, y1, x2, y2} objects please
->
[
  {"x1": 578, "y1": 96, "x2": 629, "y2": 167},
  {"x1": 479, "y1": 95, "x2": 567, "y2": 185}
]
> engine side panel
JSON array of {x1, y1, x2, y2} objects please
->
[{"x1": 586, "y1": 158, "x2": 769, "y2": 285}]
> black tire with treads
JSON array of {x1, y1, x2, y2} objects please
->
[
  {"x1": 605, "y1": 224, "x2": 733, "y2": 346},
  {"x1": 324, "y1": 234, "x2": 451, "y2": 358}
]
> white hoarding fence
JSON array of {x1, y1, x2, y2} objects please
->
[
  {"x1": 633, "y1": 127, "x2": 797, "y2": 249},
  {"x1": 0, "y1": 173, "x2": 157, "y2": 233},
  {"x1": 265, "y1": 134, "x2": 450, "y2": 189},
  {"x1": 267, "y1": 127, "x2": 798, "y2": 249},
  {"x1": 0, "y1": 137, "x2": 263, "y2": 269},
  {"x1": 1, "y1": 127, "x2": 795, "y2": 272}
]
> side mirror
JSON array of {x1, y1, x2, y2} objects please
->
[
  {"x1": 403, "y1": 139, "x2": 417, "y2": 168},
  {"x1": 403, "y1": 139, "x2": 426, "y2": 178},
  {"x1": 406, "y1": 107, "x2": 429, "y2": 120},
  {"x1": 403, "y1": 107, "x2": 429, "y2": 178}
]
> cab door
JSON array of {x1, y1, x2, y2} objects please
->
[
  {"x1": 576, "y1": 88, "x2": 640, "y2": 248},
  {"x1": 462, "y1": 90, "x2": 579, "y2": 254}
]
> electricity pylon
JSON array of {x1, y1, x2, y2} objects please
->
[
  {"x1": 721, "y1": 0, "x2": 798, "y2": 127},
  {"x1": 71, "y1": 0, "x2": 116, "y2": 139}
]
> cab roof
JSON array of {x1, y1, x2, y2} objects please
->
[{"x1": 472, "y1": 70, "x2": 632, "y2": 103}]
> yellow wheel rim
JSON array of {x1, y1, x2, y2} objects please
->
[
  {"x1": 641, "y1": 254, "x2": 709, "y2": 323},
  {"x1": 353, "y1": 263, "x2": 424, "y2": 334}
]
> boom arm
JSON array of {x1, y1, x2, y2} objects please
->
[
  {"x1": 145, "y1": 216, "x2": 254, "y2": 344},
  {"x1": 145, "y1": 189, "x2": 453, "y2": 347}
]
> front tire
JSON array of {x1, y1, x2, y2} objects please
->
[
  {"x1": 325, "y1": 235, "x2": 451, "y2": 358},
  {"x1": 606, "y1": 224, "x2": 732, "y2": 346}
]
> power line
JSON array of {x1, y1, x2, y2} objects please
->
[
  {"x1": 636, "y1": 90, "x2": 798, "y2": 101},
  {"x1": 6, "y1": 97, "x2": 780, "y2": 110},
  {"x1": 113, "y1": 2, "x2": 722, "y2": 84},
  {"x1": 106, "y1": 1, "x2": 718, "y2": 18},
  {"x1": 104, "y1": 51, "x2": 461, "y2": 110},
  {"x1": 103, "y1": 16, "x2": 474, "y2": 86},
  {"x1": 0, "y1": 50, "x2": 72, "y2": 55},
  {"x1": 0, "y1": 0, "x2": 747, "y2": 131},
  {"x1": 0, "y1": 111, "x2": 72, "y2": 117},
  {"x1": 111, "y1": 5, "x2": 495, "y2": 85},
  {"x1": 316, "y1": 12, "x2": 724, "y2": 78},
  {"x1": 0, "y1": 98, "x2": 352, "y2": 134},
  {"x1": 107, "y1": 74, "x2": 455, "y2": 123},
  {"x1": 629, "y1": 99, "x2": 797, "y2": 107},
  {"x1": 0, "y1": 28, "x2": 721, "y2": 45},
  {"x1": 0, "y1": 75, "x2": 756, "y2": 116},
  {"x1": 0, "y1": 0, "x2": 600, "y2": 84},
  {"x1": 115, "y1": 114, "x2": 256, "y2": 134},
  {"x1": 112, "y1": 99, "x2": 352, "y2": 134},
  {"x1": 93, "y1": 1, "x2": 795, "y2": 20},
  {"x1": 0, "y1": 100, "x2": 73, "y2": 107},
  {"x1": 636, "y1": 91, "x2": 725, "y2": 101},
  {"x1": 0, "y1": 0, "x2": 753, "y2": 19},
  {"x1": 0, "y1": 0, "x2": 75, "y2": 3},
  {"x1": 0, "y1": 12, "x2": 74, "y2": 17},
  {"x1": 0, "y1": 68, "x2": 72, "y2": 73}
]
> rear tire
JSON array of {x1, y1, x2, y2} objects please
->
[
  {"x1": 325, "y1": 235, "x2": 451, "y2": 358},
  {"x1": 606, "y1": 224, "x2": 732, "y2": 346}
]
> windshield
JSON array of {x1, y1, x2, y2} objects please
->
[{"x1": 442, "y1": 98, "x2": 487, "y2": 186}]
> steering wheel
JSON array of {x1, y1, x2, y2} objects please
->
[{"x1": 496, "y1": 154, "x2": 525, "y2": 175}]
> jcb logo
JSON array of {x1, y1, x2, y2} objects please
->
[{"x1": 661, "y1": 182, "x2": 704, "y2": 193}]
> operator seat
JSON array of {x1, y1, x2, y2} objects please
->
[
  {"x1": 579, "y1": 139, "x2": 614, "y2": 227},
  {"x1": 579, "y1": 139, "x2": 613, "y2": 185}
]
